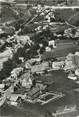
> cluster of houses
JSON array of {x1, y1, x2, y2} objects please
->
[{"x1": 1, "y1": 2, "x2": 79, "y2": 117}]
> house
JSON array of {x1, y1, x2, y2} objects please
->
[
  {"x1": 11, "y1": 67, "x2": 23, "y2": 79},
  {"x1": 52, "y1": 61, "x2": 64, "y2": 70},
  {"x1": 31, "y1": 62, "x2": 49, "y2": 73},
  {"x1": 8, "y1": 94, "x2": 23, "y2": 106},
  {"x1": 21, "y1": 72, "x2": 33, "y2": 89},
  {"x1": 74, "y1": 52, "x2": 79, "y2": 68},
  {"x1": 0, "y1": 84, "x2": 5, "y2": 89},
  {"x1": 0, "y1": 48, "x2": 13, "y2": 70}
]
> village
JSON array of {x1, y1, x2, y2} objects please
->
[{"x1": 1, "y1": 0, "x2": 79, "y2": 117}]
